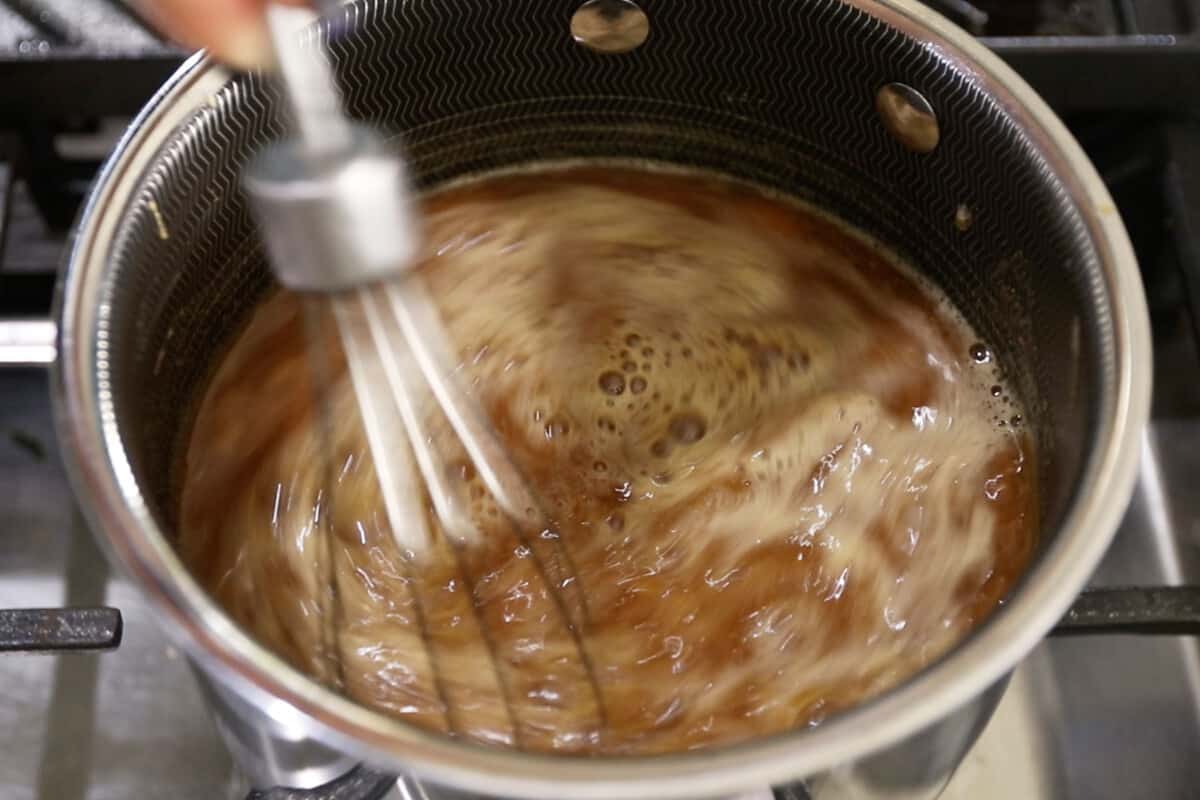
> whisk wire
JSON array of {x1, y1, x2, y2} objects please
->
[
  {"x1": 354, "y1": 287, "x2": 480, "y2": 546},
  {"x1": 331, "y1": 293, "x2": 432, "y2": 554},
  {"x1": 385, "y1": 280, "x2": 541, "y2": 523},
  {"x1": 255, "y1": 0, "x2": 606, "y2": 745},
  {"x1": 332, "y1": 280, "x2": 608, "y2": 735}
]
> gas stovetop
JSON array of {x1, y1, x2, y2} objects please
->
[{"x1": 2, "y1": 1, "x2": 1200, "y2": 799}]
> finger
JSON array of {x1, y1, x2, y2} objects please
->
[{"x1": 138, "y1": 0, "x2": 309, "y2": 71}]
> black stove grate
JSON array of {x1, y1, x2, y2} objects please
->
[
  {"x1": 0, "y1": 606, "x2": 122, "y2": 651},
  {"x1": 976, "y1": 0, "x2": 1200, "y2": 111},
  {"x1": 0, "y1": 0, "x2": 183, "y2": 118}
]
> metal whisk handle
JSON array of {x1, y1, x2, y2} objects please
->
[
  {"x1": 244, "y1": 5, "x2": 421, "y2": 292},
  {"x1": 244, "y1": 126, "x2": 420, "y2": 292}
]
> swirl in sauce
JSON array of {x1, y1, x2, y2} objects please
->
[{"x1": 178, "y1": 166, "x2": 1036, "y2": 754}]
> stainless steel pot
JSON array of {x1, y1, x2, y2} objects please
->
[{"x1": 49, "y1": 0, "x2": 1153, "y2": 798}]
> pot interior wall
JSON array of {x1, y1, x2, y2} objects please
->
[{"x1": 97, "y1": 0, "x2": 1107, "y2": 574}]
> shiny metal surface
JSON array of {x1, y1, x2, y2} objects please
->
[
  {"x1": 243, "y1": 127, "x2": 420, "y2": 292},
  {"x1": 197, "y1": 670, "x2": 361, "y2": 791},
  {"x1": 247, "y1": 5, "x2": 420, "y2": 293},
  {"x1": 251, "y1": 0, "x2": 546, "y2": 564},
  {"x1": 875, "y1": 83, "x2": 941, "y2": 154},
  {"x1": 0, "y1": 320, "x2": 56, "y2": 366},
  {"x1": 807, "y1": 679, "x2": 1008, "y2": 800},
  {"x1": 53, "y1": 0, "x2": 1152, "y2": 797},
  {"x1": 266, "y1": 4, "x2": 355, "y2": 158},
  {"x1": 332, "y1": 286, "x2": 534, "y2": 554},
  {"x1": 570, "y1": 0, "x2": 650, "y2": 54},
  {"x1": 248, "y1": 765, "x2": 398, "y2": 799},
  {"x1": 4, "y1": 367, "x2": 1196, "y2": 797},
  {"x1": 0, "y1": 606, "x2": 122, "y2": 652}
]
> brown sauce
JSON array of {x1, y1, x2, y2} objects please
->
[{"x1": 178, "y1": 165, "x2": 1037, "y2": 754}]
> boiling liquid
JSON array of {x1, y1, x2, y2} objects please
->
[{"x1": 178, "y1": 166, "x2": 1036, "y2": 754}]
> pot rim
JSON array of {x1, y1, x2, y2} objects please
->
[{"x1": 54, "y1": 1, "x2": 1152, "y2": 797}]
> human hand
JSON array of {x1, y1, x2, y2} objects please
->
[{"x1": 138, "y1": 0, "x2": 310, "y2": 70}]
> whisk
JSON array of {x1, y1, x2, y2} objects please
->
[
  {"x1": 241, "y1": 9, "x2": 604, "y2": 743},
  {"x1": 242, "y1": 5, "x2": 540, "y2": 557}
]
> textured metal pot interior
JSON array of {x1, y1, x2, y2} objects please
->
[{"x1": 101, "y1": 0, "x2": 1107, "y2": 575}]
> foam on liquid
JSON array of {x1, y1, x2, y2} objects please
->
[{"x1": 178, "y1": 165, "x2": 1036, "y2": 754}]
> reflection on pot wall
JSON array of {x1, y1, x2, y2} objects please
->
[{"x1": 806, "y1": 679, "x2": 1009, "y2": 800}]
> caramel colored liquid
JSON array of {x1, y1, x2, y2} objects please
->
[{"x1": 178, "y1": 166, "x2": 1036, "y2": 754}]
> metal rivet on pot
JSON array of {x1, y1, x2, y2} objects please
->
[
  {"x1": 571, "y1": 0, "x2": 649, "y2": 54},
  {"x1": 955, "y1": 204, "x2": 974, "y2": 231},
  {"x1": 876, "y1": 83, "x2": 940, "y2": 154}
]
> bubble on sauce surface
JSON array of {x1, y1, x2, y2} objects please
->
[
  {"x1": 599, "y1": 371, "x2": 626, "y2": 395},
  {"x1": 446, "y1": 460, "x2": 476, "y2": 483},
  {"x1": 669, "y1": 412, "x2": 707, "y2": 444},
  {"x1": 544, "y1": 416, "x2": 571, "y2": 441}
]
